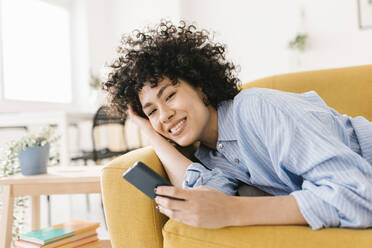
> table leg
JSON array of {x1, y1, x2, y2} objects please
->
[
  {"x1": 0, "y1": 185, "x2": 14, "y2": 248},
  {"x1": 31, "y1": 196, "x2": 40, "y2": 230}
]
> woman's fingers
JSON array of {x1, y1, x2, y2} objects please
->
[
  {"x1": 127, "y1": 104, "x2": 133, "y2": 115},
  {"x1": 155, "y1": 186, "x2": 190, "y2": 200},
  {"x1": 157, "y1": 206, "x2": 185, "y2": 223},
  {"x1": 157, "y1": 205, "x2": 172, "y2": 216},
  {"x1": 155, "y1": 195, "x2": 187, "y2": 210},
  {"x1": 155, "y1": 187, "x2": 191, "y2": 210},
  {"x1": 154, "y1": 186, "x2": 236, "y2": 228},
  {"x1": 127, "y1": 104, "x2": 139, "y2": 121},
  {"x1": 126, "y1": 104, "x2": 153, "y2": 131}
]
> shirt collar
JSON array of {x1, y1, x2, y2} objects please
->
[
  {"x1": 194, "y1": 99, "x2": 236, "y2": 161},
  {"x1": 217, "y1": 100, "x2": 237, "y2": 142}
]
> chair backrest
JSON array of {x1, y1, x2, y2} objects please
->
[
  {"x1": 92, "y1": 106, "x2": 128, "y2": 161},
  {"x1": 243, "y1": 64, "x2": 372, "y2": 121},
  {"x1": 93, "y1": 106, "x2": 126, "y2": 127}
]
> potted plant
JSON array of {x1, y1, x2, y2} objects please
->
[
  {"x1": 288, "y1": 33, "x2": 308, "y2": 70},
  {"x1": 0, "y1": 125, "x2": 59, "y2": 240},
  {"x1": 4, "y1": 126, "x2": 60, "y2": 176},
  {"x1": 288, "y1": 33, "x2": 308, "y2": 52}
]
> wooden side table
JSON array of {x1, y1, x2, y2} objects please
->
[{"x1": 0, "y1": 166, "x2": 109, "y2": 248}]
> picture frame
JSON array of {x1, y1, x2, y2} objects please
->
[{"x1": 357, "y1": 0, "x2": 372, "y2": 29}]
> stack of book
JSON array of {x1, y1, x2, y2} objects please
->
[{"x1": 15, "y1": 220, "x2": 101, "y2": 248}]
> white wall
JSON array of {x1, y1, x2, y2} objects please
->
[
  {"x1": 85, "y1": 0, "x2": 372, "y2": 89},
  {"x1": 179, "y1": 0, "x2": 372, "y2": 83},
  {"x1": 85, "y1": 0, "x2": 180, "y2": 76}
]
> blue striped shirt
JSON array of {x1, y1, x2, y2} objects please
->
[{"x1": 182, "y1": 88, "x2": 372, "y2": 230}]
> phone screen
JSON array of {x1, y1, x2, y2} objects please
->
[{"x1": 122, "y1": 161, "x2": 184, "y2": 200}]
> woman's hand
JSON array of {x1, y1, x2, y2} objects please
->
[
  {"x1": 127, "y1": 104, "x2": 156, "y2": 136},
  {"x1": 155, "y1": 186, "x2": 236, "y2": 229},
  {"x1": 127, "y1": 104, "x2": 191, "y2": 187}
]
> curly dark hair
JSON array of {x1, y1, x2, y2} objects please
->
[{"x1": 102, "y1": 20, "x2": 241, "y2": 120}]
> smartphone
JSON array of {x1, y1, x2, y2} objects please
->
[{"x1": 122, "y1": 161, "x2": 184, "y2": 201}]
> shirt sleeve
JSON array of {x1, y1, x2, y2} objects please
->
[
  {"x1": 287, "y1": 124, "x2": 372, "y2": 230},
  {"x1": 182, "y1": 162, "x2": 239, "y2": 196},
  {"x1": 236, "y1": 91, "x2": 372, "y2": 230}
]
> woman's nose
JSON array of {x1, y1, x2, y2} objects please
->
[{"x1": 159, "y1": 106, "x2": 175, "y2": 123}]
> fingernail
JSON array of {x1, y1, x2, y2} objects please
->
[
  {"x1": 154, "y1": 187, "x2": 158, "y2": 193},
  {"x1": 155, "y1": 205, "x2": 159, "y2": 211}
]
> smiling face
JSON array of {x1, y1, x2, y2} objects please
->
[{"x1": 139, "y1": 77, "x2": 218, "y2": 147}]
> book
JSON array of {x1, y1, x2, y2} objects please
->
[
  {"x1": 74, "y1": 240, "x2": 101, "y2": 248},
  {"x1": 18, "y1": 228, "x2": 74, "y2": 245},
  {"x1": 15, "y1": 230, "x2": 97, "y2": 248},
  {"x1": 52, "y1": 220, "x2": 100, "y2": 235},
  {"x1": 56, "y1": 234, "x2": 98, "y2": 248}
]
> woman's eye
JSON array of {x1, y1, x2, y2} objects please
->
[
  {"x1": 148, "y1": 109, "x2": 157, "y2": 116},
  {"x1": 166, "y1": 92, "x2": 176, "y2": 101}
]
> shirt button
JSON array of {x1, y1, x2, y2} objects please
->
[
  {"x1": 218, "y1": 143, "x2": 224, "y2": 149},
  {"x1": 234, "y1": 158, "x2": 240, "y2": 163}
]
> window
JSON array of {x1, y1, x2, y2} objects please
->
[{"x1": 0, "y1": 0, "x2": 73, "y2": 104}]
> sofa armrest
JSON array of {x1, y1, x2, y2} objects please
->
[{"x1": 100, "y1": 146, "x2": 169, "y2": 248}]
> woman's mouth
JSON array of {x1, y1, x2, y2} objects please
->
[{"x1": 169, "y1": 118, "x2": 187, "y2": 136}]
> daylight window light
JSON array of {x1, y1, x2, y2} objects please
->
[{"x1": 1, "y1": 0, "x2": 72, "y2": 103}]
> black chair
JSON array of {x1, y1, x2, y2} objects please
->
[{"x1": 72, "y1": 106, "x2": 134, "y2": 165}]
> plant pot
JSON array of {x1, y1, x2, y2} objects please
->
[{"x1": 18, "y1": 144, "x2": 50, "y2": 175}]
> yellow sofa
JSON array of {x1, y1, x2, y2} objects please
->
[{"x1": 101, "y1": 65, "x2": 372, "y2": 248}]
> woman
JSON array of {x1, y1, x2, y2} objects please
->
[{"x1": 103, "y1": 20, "x2": 372, "y2": 230}]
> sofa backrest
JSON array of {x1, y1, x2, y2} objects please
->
[{"x1": 242, "y1": 65, "x2": 372, "y2": 121}]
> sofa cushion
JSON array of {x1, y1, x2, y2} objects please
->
[{"x1": 163, "y1": 220, "x2": 372, "y2": 248}]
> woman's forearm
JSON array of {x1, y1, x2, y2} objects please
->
[
  {"x1": 229, "y1": 195, "x2": 307, "y2": 226},
  {"x1": 145, "y1": 131, "x2": 192, "y2": 188}
]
